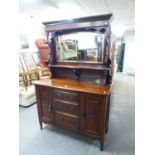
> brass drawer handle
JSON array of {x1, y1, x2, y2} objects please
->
[
  {"x1": 70, "y1": 106, "x2": 76, "y2": 112},
  {"x1": 56, "y1": 115, "x2": 64, "y2": 121},
  {"x1": 55, "y1": 91, "x2": 62, "y2": 97},
  {"x1": 48, "y1": 104, "x2": 53, "y2": 112},
  {"x1": 56, "y1": 104, "x2": 63, "y2": 108},
  {"x1": 69, "y1": 95, "x2": 76, "y2": 100},
  {"x1": 68, "y1": 120, "x2": 76, "y2": 125},
  {"x1": 61, "y1": 116, "x2": 64, "y2": 121}
]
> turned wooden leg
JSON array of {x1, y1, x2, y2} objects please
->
[
  {"x1": 100, "y1": 141, "x2": 104, "y2": 151},
  {"x1": 40, "y1": 122, "x2": 43, "y2": 130}
]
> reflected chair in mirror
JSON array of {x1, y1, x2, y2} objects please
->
[{"x1": 57, "y1": 37, "x2": 78, "y2": 61}]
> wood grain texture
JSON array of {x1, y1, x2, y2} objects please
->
[{"x1": 33, "y1": 78, "x2": 112, "y2": 96}]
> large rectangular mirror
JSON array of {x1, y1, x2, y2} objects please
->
[{"x1": 56, "y1": 31, "x2": 104, "y2": 63}]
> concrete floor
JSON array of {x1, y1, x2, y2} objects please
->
[{"x1": 19, "y1": 73, "x2": 135, "y2": 155}]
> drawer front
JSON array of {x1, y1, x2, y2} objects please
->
[
  {"x1": 53, "y1": 100, "x2": 79, "y2": 115},
  {"x1": 53, "y1": 89, "x2": 79, "y2": 103},
  {"x1": 55, "y1": 112, "x2": 79, "y2": 131}
]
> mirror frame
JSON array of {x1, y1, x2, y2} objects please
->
[
  {"x1": 43, "y1": 14, "x2": 112, "y2": 67},
  {"x1": 55, "y1": 30, "x2": 105, "y2": 63}
]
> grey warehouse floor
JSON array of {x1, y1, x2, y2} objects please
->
[{"x1": 19, "y1": 73, "x2": 135, "y2": 155}]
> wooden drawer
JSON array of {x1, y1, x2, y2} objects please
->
[
  {"x1": 53, "y1": 89, "x2": 79, "y2": 103},
  {"x1": 53, "y1": 100, "x2": 79, "y2": 115},
  {"x1": 55, "y1": 112, "x2": 79, "y2": 131}
]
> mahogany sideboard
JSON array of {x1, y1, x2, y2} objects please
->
[
  {"x1": 33, "y1": 78, "x2": 111, "y2": 151},
  {"x1": 33, "y1": 14, "x2": 113, "y2": 151}
]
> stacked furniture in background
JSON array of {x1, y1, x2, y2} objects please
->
[
  {"x1": 19, "y1": 53, "x2": 40, "y2": 90},
  {"x1": 35, "y1": 38, "x2": 49, "y2": 67},
  {"x1": 19, "y1": 53, "x2": 49, "y2": 107}
]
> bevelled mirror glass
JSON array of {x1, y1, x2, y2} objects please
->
[{"x1": 56, "y1": 31, "x2": 104, "y2": 63}]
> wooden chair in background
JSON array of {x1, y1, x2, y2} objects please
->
[
  {"x1": 19, "y1": 53, "x2": 50, "y2": 90},
  {"x1": 19, "y1": 54, "x2": 39, "y2": 90},
  {"x1": 31, "y1": 54, "x2": 50, "y2": 76}
]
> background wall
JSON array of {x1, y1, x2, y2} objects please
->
[
  {"x1": 123, "y1": 31, "x2": 135, "y2": 75},
  {"x1": 19, "y1": 15, "x2": 44, "y2": 53}
]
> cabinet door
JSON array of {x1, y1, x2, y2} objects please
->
[
  {"x1": 36, "y1": 86, "x2": 53, "y2": 123},
  {"x1": 82, "y1": 94, "x2": 101, "y2": 135}
]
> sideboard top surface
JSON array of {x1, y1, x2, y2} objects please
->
[{"x1": 33, "y1": 78, "x2": 112, "y2": 95}]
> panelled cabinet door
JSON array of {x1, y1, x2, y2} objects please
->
[
  {"x1": 36, "y1": 86, "x2": 53, "y2": 122},
  {"x1": 82, "y1": 94, "x2": 102, "y2": 135}
]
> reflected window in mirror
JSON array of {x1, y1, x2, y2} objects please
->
[{"x1": 56, "y1": 31, "x2": 104, "y2": 63}]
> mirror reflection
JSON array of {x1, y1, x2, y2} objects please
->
[{"x1": 56, "y1": 32, "x2": 104, "y2": 62}]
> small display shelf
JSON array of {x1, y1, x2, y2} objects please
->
[{"x1": 50, "y1": 64, "x2": 110, "y2": 71}]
